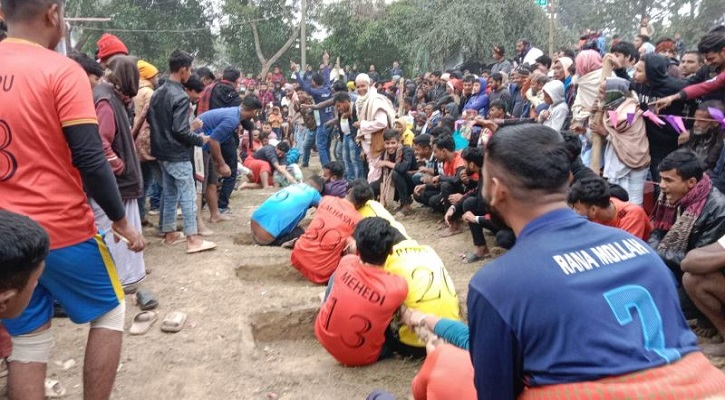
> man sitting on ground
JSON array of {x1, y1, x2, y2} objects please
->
[
  {"x1": 314, "y1": 217, "x2": 408, "y2": 366},
  {"x1": 411, "y1": 134, "x2": 436, "y2": 187},
  {"x1": 650, "y1": 149, "x2": 725, "y2": 333},
  {"x1": 322, "y1": 161, "x2": 348, "y2": 198},
  {"x1": 242, "y1": 141, "x2": 298, "y2": 189},
  {"x1": 250, "y1": 176, "x2": 324, "y2": 246},
  {"x1": 569, "y1": 177, "x2": 653, "y2": 241},
  {"x1": 384, "y1": 230, "x2": 460, "y2": 356},
  {"x1": 420, "y1": 135, "x2": 468, "y2": 235},
  {"x1": 290, "y1": 179, "x2": 372, "y2": 284},
  {"x1": 0, "y1": 211, "x2": 50, "y2": 319},
  {"x1": 371, "y1": 129, "x2": 416, "y2": 217},
  {"x1": 682, "y1": 233, "x2": 725, "y2": 357},
  {"x1": 469, "y1": 124, "x2": 725, "y2": 399}
]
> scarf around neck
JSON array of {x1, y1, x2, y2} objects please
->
[{"x1": 652, "y1": 174, "x2": 712, "y2": 252}]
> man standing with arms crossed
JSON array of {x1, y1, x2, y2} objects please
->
[{"x1": 0, "y1": 1, "x2": 144, "y2": 398}]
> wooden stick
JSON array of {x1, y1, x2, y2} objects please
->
[{"x1": 589, "y1": 58, "x2": 614, "y2": 174}]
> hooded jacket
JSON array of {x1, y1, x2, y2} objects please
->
[
  {"x1": 540, "y1": 80, "x2": 568, "y2": 132},
  {"x1": 630, "y1": 54, "x2": 688, "y2": 156},
  {"x1": 464, "y1": 78, "x2": 490, "y2": 116}
]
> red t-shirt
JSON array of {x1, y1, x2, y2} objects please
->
[
  {"x1": 291, "y1": 197, "x2": 361, "y2": 284},
  {"x1": 315, "y1": 255, "x2": 408, "y2": 366},
  {"x1": 595, "y1": 198, "x2": 653, "y2": 241},
  {"x1": 0, "y1": 39, "x2": 98, "y2": 249},
  {"x1": 442, "y1": 151, "x2": 466, "y2": 177},
  {"x1": 412, "y1": 343, "x2": 477, "y2": 400}
]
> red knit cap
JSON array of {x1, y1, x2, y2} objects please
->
[{"x1": 97, "y1": 33, "x2": 129, "y2": 61}]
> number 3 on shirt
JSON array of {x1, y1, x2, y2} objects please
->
[
  {"x1": 603, "y1": 285, "x2": 681, "y2": 363},
  {"x1": 0, "y1": 120, "x2": 18, "y2": 182}
]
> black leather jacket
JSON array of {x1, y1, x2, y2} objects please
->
[
  {"x1": 649, "y1": 187, "x2": 725, "y2": 281},
  {"x1": 149, "y1": 80, "x2": 203, "y2": 162}
]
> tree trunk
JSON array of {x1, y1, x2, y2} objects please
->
[{"x1": 251, "y1": 21, "x2": 300, "y2": 81}]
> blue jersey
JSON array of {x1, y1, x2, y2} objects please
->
[
  {"x1": 197, "y1": 107, "x2": 240, "y2": 151},
  {"x1": 295, "y1": 68, "x2": 335, "y2": 123},
  {"x1": 251, "y1": 183, "x2": 321, "y2": 238},
  {"x1": 467, "y1": 208, "x2": 698, "y2": 400}
]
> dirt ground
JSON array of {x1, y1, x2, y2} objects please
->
[{"x1": 2, "y1": 162, "x2": 725, "y2": 400}]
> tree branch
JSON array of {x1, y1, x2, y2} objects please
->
[
  {"x1": 266, "y1": 27, "x2": 300, "y2": 67},
  {"x1": 251, "y1": 21, "x2": 267, "y2": 65}
]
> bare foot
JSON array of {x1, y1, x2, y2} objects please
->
[
  {"x1": 209, "y1": 214, "x2": 233, "y2": 223},
  {"x1": 701, "y1": 342, "x2": 725, "y2": 357},
  {"x1": 240, "y1": 182, "x2": 262, "y2": 190},
  {"x1": 693, "y1": 325, "x2": 719, "y2": 338},
  {"x1": 163, "y1": 232, "x2": 185, "y2": 246}
]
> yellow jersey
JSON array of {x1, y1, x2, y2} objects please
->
[
  {"x1": 385, "y1": 239, "x2": 460, "y2": 346},
  {"x1": 358, "y1": 200, "x2": 409, "y2": 239}
]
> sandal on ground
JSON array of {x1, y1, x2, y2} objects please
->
[
  {"x1": 161, "y1": 311, "x2": 187, "y2": 333},
  {"x1": 186, "y1": 240, "x2": 217, "y2": 254},
  {"x1": 45, "y1": 379, "x2": 66, "y2": 398},
  {"x1": 129, "y1": 311, "x2": 158, "y2": 336},
  {"x1": 136, "y1": 288, "x2": 159, "y2": 311}
]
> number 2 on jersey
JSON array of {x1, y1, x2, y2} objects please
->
[
  {"x1": 604, "y1": 285, "x2": 681, "y2": 363},
  {"x1": 0, "y1": 120, "x2": 18, "y2": 182}
]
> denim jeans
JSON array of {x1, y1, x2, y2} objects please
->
[
  {"x1": 294, "y1": 124, "x2": 307, "y2": 153},
  {"x1": 218, "y1": 136, "x2": 239, "y2": 210},
  {"x1": 342, "y1": 134, "x2": 364, "y2": 181},
  {"x1": 302, "y1": 128, "x2": 316, "y2": 167},
  {"x1": 138, "y1": 160, "x2": 162, "y2": 221},
  {"x1": 316, "y1": 123, "x2": 333, "y2": 167},
  {"x1": 159, "y1": 160, "x2": 198, "y2": 236}
]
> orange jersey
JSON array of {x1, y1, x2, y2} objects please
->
[
  {"x1": 291, "y1": 197, "x2": 361, "y2": 284},
  {"x1": 412, "y1": 344, "x2": 477, "y2": 400},
  {"x1": 595, "y1": 198, "x2": 653, "y2": 241},
  {"x1": 315, "y1": 255, "x2": 408, "y2": 366},
  {"x1": 0, "y1": 39, "x2": 98, "y2": 249},
  {"x1": 442, "y1": 151, "x2": 465, "y2": 177}
]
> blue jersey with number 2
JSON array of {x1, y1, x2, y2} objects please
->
[
  {"x1": 467, "y1": 208, "x2": 698, "y2": 400},
  {"x1": 251, "y1": 183, "x2": 321, "y2": 238}
]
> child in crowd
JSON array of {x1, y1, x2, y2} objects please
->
[
  {"x1": 371, "y1": 130, "x2": 417, "y2": 217},
  {"x1": 291, "y1": 179, "x2": 373, "y2": 283},
  {"x1": 322, "y1": 161, "x2": 348, "y2": 198},
  {"x1": 394, "y1": 118, "x2": 414, "y2": 147},
  {"x1": 314, "y1": 217, "x2": 408, "y2": 366},
  {"x1": 268, "y1": 106, "x2": 283, "y2": 139},
  {"x1": 539, "y1": 80, "x2": 569, "y2": 132},
  {"x1": 250, "y1": 176, "x2": 324, "y2": 246}
]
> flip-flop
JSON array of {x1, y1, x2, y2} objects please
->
[
  {"x1": 45, "y1": 379, "x2": 66, "y2": 398},
  {"x1": 186, "y1": 240, "x2": 217, "y2": 254},
  {"x1": 161, "y1": 311, "x2": 187, "y2": 333},
  {"x1": 136, "y1": 288, "x2": 159, "y2": 311},
  {"x1": 129, "y1": 311, "x2": 157, "y2": 335},
  {"x1": 162, "y1": 232, "x2": 186, "y2": 246}
]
